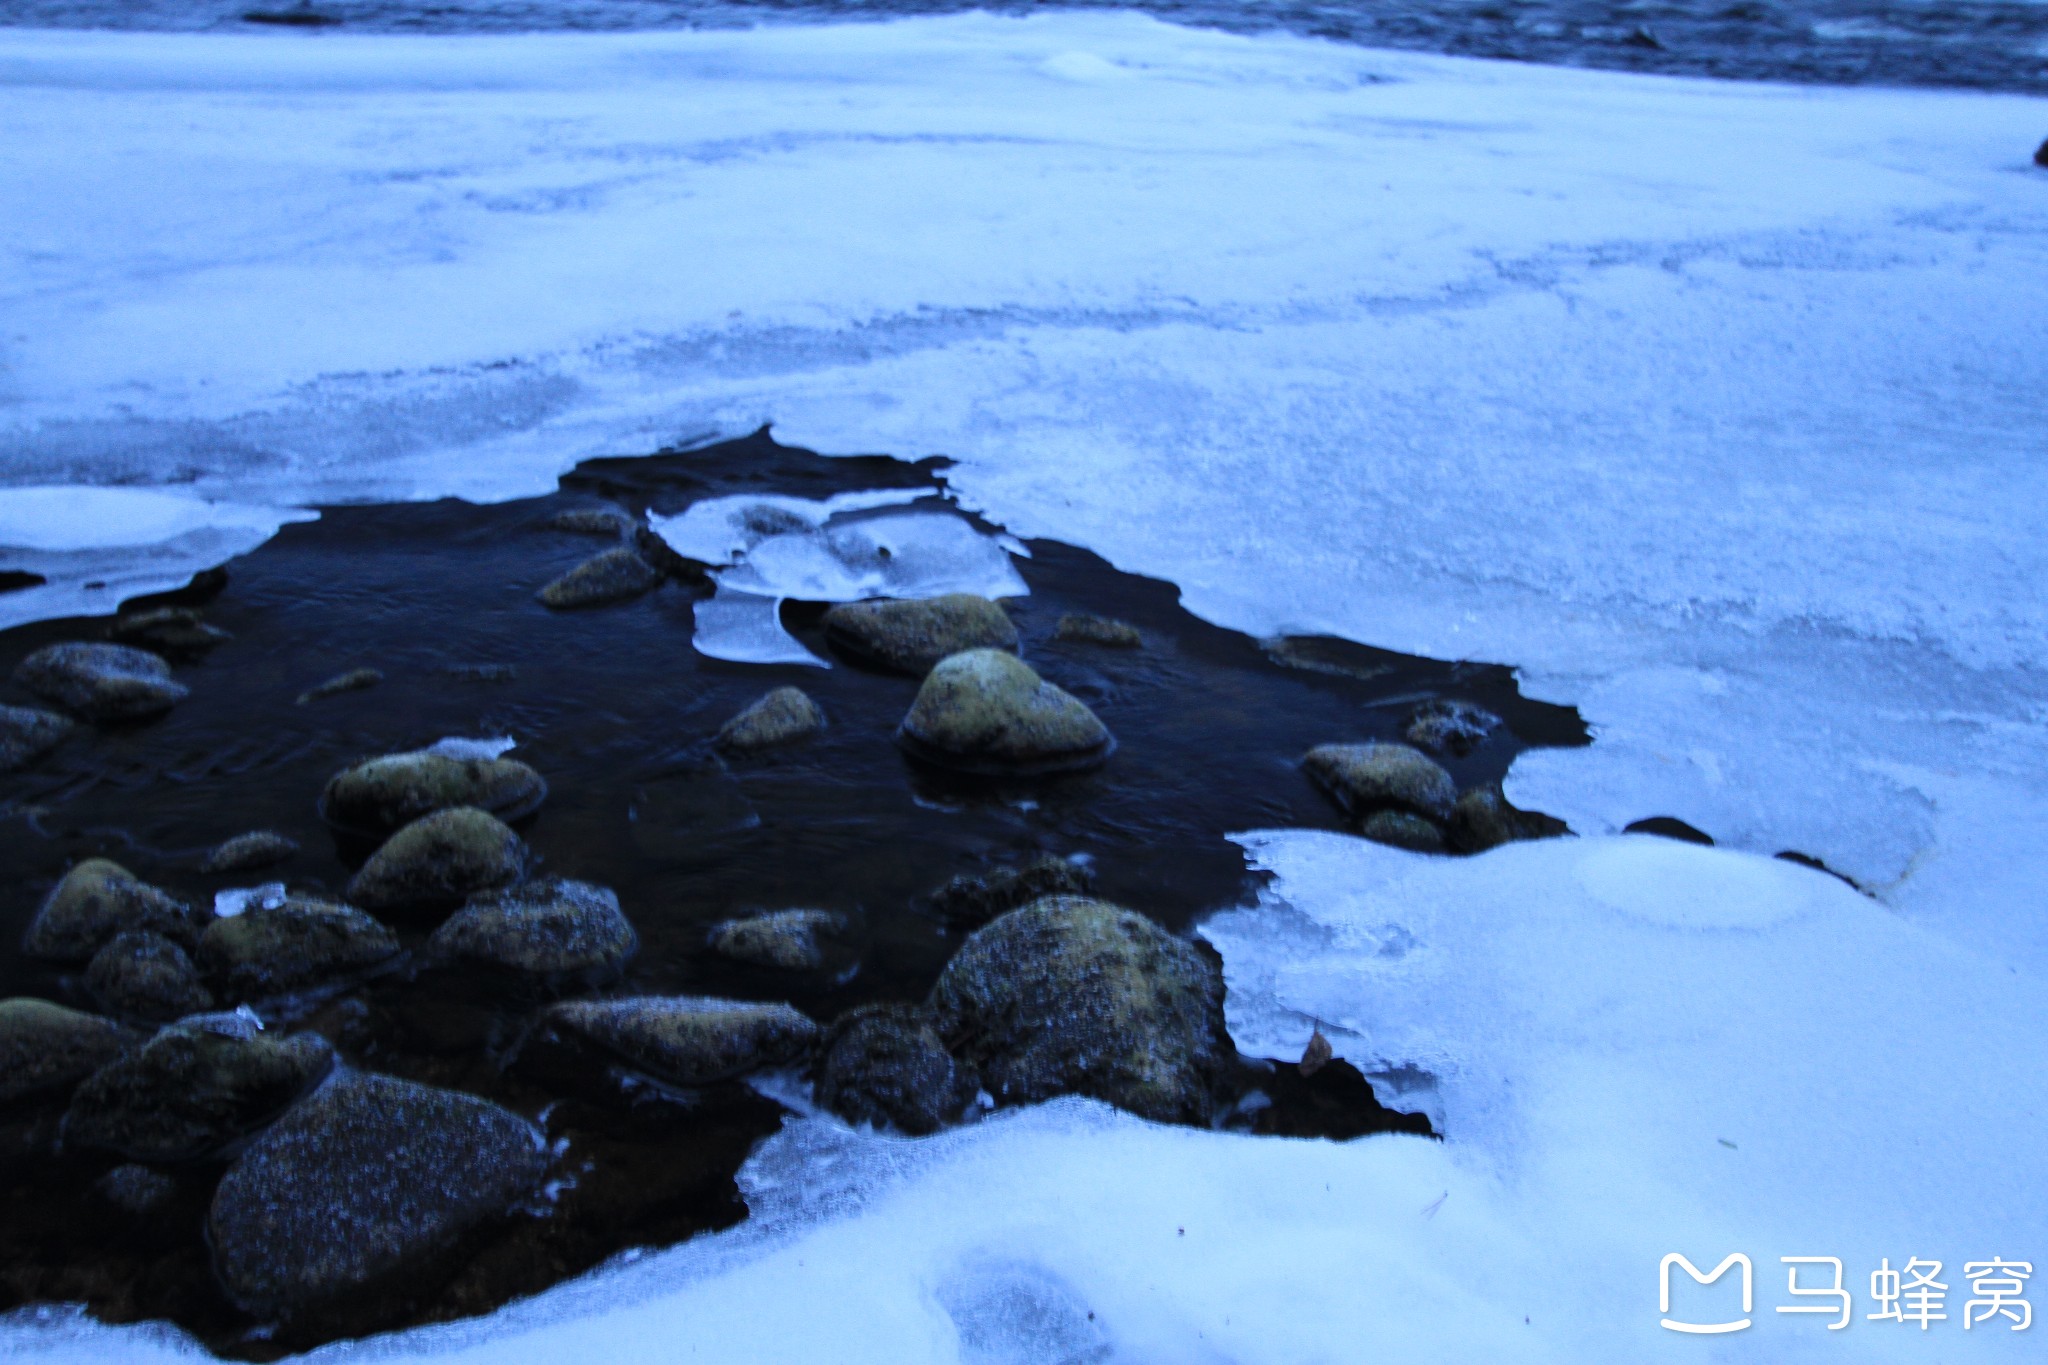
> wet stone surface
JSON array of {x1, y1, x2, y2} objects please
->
[{"x1": 0, "y1": 432, "x2": 1584, "y2": 1356}]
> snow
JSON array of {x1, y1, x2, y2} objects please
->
[
  {"x1": 649, "y1": 492, "x2": 1026, "y2": 663},
  {"x1": 1, "y1": 8, "x2": 2045, "y2": 1363},
  {"x1": 426, "y1": 736, "x2": 519, "y2": 761}
]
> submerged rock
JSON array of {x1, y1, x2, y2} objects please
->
[
  {"x1": 210, "y1": 1071, "x2": 545, "y2": 1314},
  {"x1": 86, "y1": 932, "x2": 215, "y2": 1022},
  {"x1": 14, "y1": 642, "x2": 189, "y2": 722},
  {"x1": 927, "y1": 854, "x2": 1094, "y2": 928},
  {"x1": 200, "y1": 830, "x2": 301, "y2": 874},
  {"x1": 822, "y1": 594, "x2": 1018, "y2": 674},
  {"x1": 536, "y1": 546, "x2": 661, "y2": 609},
  {"x1": 0, "y1": 998, "x2": 138, "y2": 1104},
  {"x1": 23, "y1": 859, "x2": 202, "y2": 962},
  {"x1": 346, "y1": 807, "x2": 526, "y2": 915},
  {"x1": 1052, "y1": 613, "x2": 1142, "y2": 648},
  {"x1": 1302, "y1": 742, "x2": 1456, "y2": 823},
  {"x1": 546, "y1": 508, "x2": 632, "y2": 537},
  {"x1": 716, "y1": 686, "x2": 824, "y2": 753},
  {"x1": 66, "y1": 1017, "x2": 334, "y2": 1162},
  {"x1": 1448, "y1": 783, "x2": 1568, "y2": 853},
  {"x1": 96, "y1": 1163, "x2": 179, "y2": 1217},
  {"x1": 198, "y1": 898, "x2": 401, "y2": 999},
  {"x1": 1404, "y1": 699, "x2": 1502, "y2": 757},
  {"x1": 1358, "y1": 809, "x2": 1448, "y2": 854},
  {"x1": 814, "y1": 1004, "x2": 977, "y2": 1136},
  {"x1": 705, "y1": 909, "x2": 842, "y2": 971},
  {"x1": 321, "y1": 748, "x2": 546, "y2": 835},
  {"x1": 429, "y1": 878, "x2": 636, "y2": 979},
  {"x1": 107, "y1": 606, "x2": 231, "y2": 656},
  {"x1": 0, "y1": 704, "x2": 74, "y2": 772},
  {"x1": 929, "y1": 895, "x2": 1227, "y2": 1125},
  {"x1": 897, "y1": 649, "x2": 1113, "y2": 775},
  {"x1": 533, "y1": 996, "x2": 817, "y2": 1087},
  {"x1": 295, "y1": 667, "x2": 384, "y2": 706}
]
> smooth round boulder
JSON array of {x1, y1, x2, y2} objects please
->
[
  {"x1": 23, "y1": 859, "x2": 202, "y2": 962},
  {"x1": 897, "y1": 649, "x2": 1113, "y2": 776},
  {"x1": 13, "y1": 642, "x2": 189, "y2": 722},
  {"x1": 1404, "y1": 699, "x2": 1501, "y2": 757},
  {"x1": 65, "y1": 1017, "x2": 334, "y2": 1162},
  {"x1": 1358, "y1": 809, "x2": 1448, "y2": 853},
  {"x1": 321, "y1": 749, "x2": 546, "y2": 836},
  {"x1": 209, "y1": 1071, "x2": 545, "y2": 1315},
  {"x1": 346, "y1": 807, "x2": 525, "y2": 915},
  {"x1": 929, "y1": 895, "x2": 1227, "y2": 1125},
  {"x1": 107, "y1": 607, "x2": 231, "y2": 656},
  {"x1": 429, "y1": 879, "x2": 636, "y2": 979},
  {"x1": 1052, "y1": 613, "x2": 1142, "y2": 648},
  {"x1": 1302, "y1": 742, "x2": 1457, "y2": 823},
  {"x1": 200, "y1": 830, "x2": 300, "y2": 874},
  {"x1": 1448, "y1": 784, "x2": 1568, "y2": 853},
  {"x1": 706, "y1": 909, "x2": 842, "y2": 972},
  {"x1": 716, "y1": 687, "x2": 824, "y2": 753},
  {"x1": 86, "y1": 931, "x2": 214, "y2": 1022},
  {"x1": 813, "y1": 1004, "x2": 977, "y2": 1136},
  {"x1": 533, "y1": 996, "x2": 817, "y2": 1087},
  {"x1": 0, "y1": 998, "x2": 138, "y2": 1104},
  {"x1": 536, "y1": 547, "x2": 660, "y2": 609},
  {"x1": 927, "y1": 854, "x2": 1094, "y2": 928},
  {"x1": 198, "y1": 897, "x2": 400, "y2": 1000},
  {"x1": 0, "y1": 704, "x2": 74, "y2": 772},
  {"x1": 822, "y1": 594, "x2": 1018, "y2": 675}
]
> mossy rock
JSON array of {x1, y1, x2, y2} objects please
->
[
  {"x1": 86, "y1": 931, "x2": 215, "y2": 1022},
  {"x1": 1404, "y1": 699, "x2": 1502, "y2": 757},
  {"x1": 198, "y1": 898, "x2": 401, "y2": 1000},
  {"x1": 23, "y1": 859, "x2": 202, "y2": 963},
  {"x1": 0, "y1": 998, "x2": 140, "y2": 1104},
  {"x1": 1052, "y1": 613, "x2": 1142, "y2": 648},
  {"x1": 705, "y1": 909, "x2": 842, "y2": 972},
  {"x1": 546, "y1": 508, "x2": 632, "y2": 537},
  {"x1": 295, "y1": 667, "x2": 383, "y2": 706},
  {"x1": 1448, "y1": 784, "x2": 1569, "y2": 853},
  {"x1": 107, "y1": 606, "x2": 231, "y2": 656},
  {"x1": 929, "y1": 895, "x2": 1227, "y2": 1125},
  {"x1": 209, "y1": 1071, "x2": 545, "y2": 1315},
  {"x1": 536, "y1": 546, "x2": 661, "y2": 609},
  {"x1": 1302, "y1": 742, "x2": 1456, "y2": 823},
  {"x1": 1358, "y1": 809, "x2": 1448, "y2": 853},
  {"x1": 0, "y1": 704, "x2": 74, "y2": 773},
  {"x1": 13, "y1": 642, "x2": 189, "y2": 722},
  {"x1": 346, "y1": 807, "x2": 526, "y2": 916},
  {"x1": 716, "y1": 687, "x2": 824, "y2": 753},
  {"x1": 532, "y1": 996, "x2": 818, "y2": 1087},
  {"x1": 321, "y1": 749, "x2": 547, "y2": 836},
  {"x1": 822, "y1": 594, "x2": 1018, "y2": 675},
  {"x1": 897, "y1": 649, "x2": 1113, "y2": 776},
  {"x1": 927, "y1": 854, "x2": 1094, "y2": 928},
  {"x1": 430, "y1": 879, "x2": 636, "y2": 979},
  {"x1": 200, "y1": 830, "x2": 300, "y2": 874},
  {"x1": 65, "y1": 1017, "x2": 334, "y2": 1162},
  {"x1": 813, "y1": 1004, "x2": 977, "y2": 1136}
]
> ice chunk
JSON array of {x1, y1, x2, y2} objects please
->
[
  {"x1": 211, "y1": 883, "x2": 286, "y2": 920},
  {"x1": 427, "y1": 736, "x2": 518, "y2": 762},
  {"x1": 650, "y1": 490, "x2": 928, "y2": 567},
  {"x1": 690, "y1": 584, "x2": 829, "y2": 667}
]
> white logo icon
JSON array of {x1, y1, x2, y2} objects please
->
[{"x1": 1660, "y1": 1253, "x2": 1753, "y2": 1334}]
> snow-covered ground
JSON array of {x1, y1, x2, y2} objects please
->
[{"x1": 2, "y1": 12, "x2": 2045, "y2": 1362}]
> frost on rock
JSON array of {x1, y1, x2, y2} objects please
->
[{"x1": 650, "y1": 493, "x2": 1027, "y2": 665}]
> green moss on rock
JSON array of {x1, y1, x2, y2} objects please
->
[
  {"x1": 536, "y1": 546, "x2": 661, "y2": 609},
  {"x1": 14, "y1": 642, "x2": 189, "y2": 722},
  {"x1": 0, "y1": 704, "x2": 73, "y2": 772},
  {"x1": 23, "y1": 859, "x2": 202, "y2": 962},
  {"x1": 716, "y1": 686, "x2": 824, "y2": 753},
  {"x1": 927, "y1": 854, "x2": 1094, "y2": 928},
  {"x1": 822, "y1": 594, "x2": 1018, "y2": 674},
  {"x1": 1052, "y1": 613, "x2": 1142, "y2": 648},
  {"x1": 198, "y1": 898, "x2": 401, "y2": 1000},
  {"x1": 86, "y1": 931, "x2": 215, "y2": 1022},
  {"x1": 0, "y1": 998, "x2": 139, "y2": 1104},
  {"x1": 929, "y1": 895, "x2": 1227, "y2": 1125},
  {"x1": 200, "y1": 830, "x2": 300, "y2": 874},
  {"x1": 1448, "y1": 783, "x2": 1569, "y2": 853},
  {"x1": 107, "y1": 606, "x2": 231, "y2": 656},
  {"x1": 706, "y1": 909, "x2": 841, "y2": 971},
  {"x1": 1302, "y1": 742, "x2": 1457, "y2": 823},
  {"x1": 897, "y1": 649, "x2": 1113, "y2": 775},
  {"x1": 321, "y1": 749, "x2": 546, "y2": 836},
  {"x1": 533, "y1": 995, "x2": 818, "y2": 1087},
  {"x1": 813, "y1": 1004, "x2": 977, "y2": 1136},
  {"x1": 429, "y1": 878, "x2": 636, "y2": 978},
  {"x1": 346, "y1": 807, "x2": 526, "y2": 915},
  {"x1": 1358, "y1": 809, "x2": 1448, "y2": 853},
  {"x1": 295, "y1": 667, "x2": 384, "y2": 706}
]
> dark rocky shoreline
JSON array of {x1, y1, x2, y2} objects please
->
[{"x1": 0, "y1": 432, "x2": 1582, "y2": 1356}]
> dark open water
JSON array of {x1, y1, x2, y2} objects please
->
[{"x1": 0, "y1": 0, "x2": 2044, "y2": 94}]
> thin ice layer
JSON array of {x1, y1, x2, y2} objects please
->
[{"x1": 650, "y1": 494, "x2": 1027, "y2": 664}]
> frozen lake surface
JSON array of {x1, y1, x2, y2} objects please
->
[{"x1": 1, "y1": 8, "x2": 2045, "y2": 1363}]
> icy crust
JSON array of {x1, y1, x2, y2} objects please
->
[
  {"x1": 0, "y1": 488, "x2": 314, "y2": 632},
  {"x1": 649, "y1": 493, "x2": 1027, "y2": 664}
]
